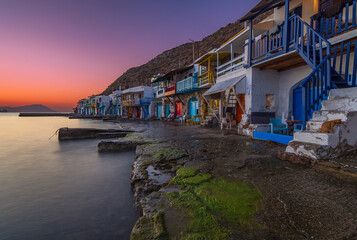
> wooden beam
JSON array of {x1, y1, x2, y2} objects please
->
[
  {"x1": 166, "y1": 96, "x2": 173, "y2": 105},
  {"x1": 260, "y1": 56, "x2": 305, "y2": 70},
  {"x1": 177, "y1": 95, "x2": 185, "y2": 105},
  {"x1": 234, "y1": 92, "x2": 246, "y2": 114}
]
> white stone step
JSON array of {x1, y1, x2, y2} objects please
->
[
  {"x1": 321, "y1": 98, "x2": 357, "y2": 111},
  {"x1": 293, "y1": 130, "x2": 339, "y2": 147},
  {"x1": 285, "y1": 140, "x2": 332, "y2": 160},
  {"x1": 328, "y1": 87, "x2": 357, "y2": 100},
  {"x1": 312, "y1": 110, "x2": 348, "y2": 122},
  {"x1": 306, "y1": 121, "x2": 323, "y2": 131}
]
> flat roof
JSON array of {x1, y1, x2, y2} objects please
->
[
  {"x1": 194, "y1": 49, "x2": 217, "y2": 64},
  {"x1": 122, "y1": 86, "x2": 152, "y2": 94},
  {"x1": 153, "y1": 65, "x2": 194, "y2": 83},
  {"x1": 216, "y1": 28, "x2": 250, "y2": 52}
]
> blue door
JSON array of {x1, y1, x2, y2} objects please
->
[
  {"x1": 157, "y1": 103, "x2": 162, "y2": 118},
  {"x1": 293, "y1": 87, "x2": 302, "y2": 120},
  {"x1": 189, "y1": 97, "x2": 198, "y2": 116},
  {"x1": 165, "y1": 105, "x2": 170, "y2": 117}
]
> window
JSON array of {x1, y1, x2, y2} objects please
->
[
  {"x1": 289, "y1": 5, "x2": 302, "y2": 17},
  {"x1": 265, "y1": 94, "x2": 275, "y2": 110}
]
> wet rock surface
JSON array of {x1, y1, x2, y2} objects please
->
[
  {"x1": 58, "y1": 127, "x2": 133, "y2": 140},
  {"x1": 98, "y1": 140, "x2": 145, "y2": 152},
  {"x1": 114, "y1": 120, "x2": 357, "y2": 239}
]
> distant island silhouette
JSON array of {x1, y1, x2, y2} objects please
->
[{"x1": 0, "y1": 104, "x2": 56, "y2": 112}]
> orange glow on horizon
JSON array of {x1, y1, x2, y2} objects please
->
[{"x1": 0, "y1": 32, "x2": 122, "y2": 112}]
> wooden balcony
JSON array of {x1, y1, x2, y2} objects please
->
[
  {"x1": 311, "y1": 0, "x2": 357, "y2": 39},
  {"x1": 198, "y1": 71, "x2": 215, "y2": 87}
]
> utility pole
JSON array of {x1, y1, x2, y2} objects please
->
[{"x1": 189, "y1": 39, "x2": 195, "y2": 63}]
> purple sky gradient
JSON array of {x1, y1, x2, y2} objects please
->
[{"x1": 0, "y1": 0, "x2": 259, "y2": 111}]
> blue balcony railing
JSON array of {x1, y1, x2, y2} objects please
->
[
  {"x1": 311, "y1": 0, "x2": 357, "y2": 39},
  {"x1": 251, "y1": 23, "x2": 285, "y2": 61},
  {"x1": 176, "y1": 76, "x2": 199, "y2": 94}
]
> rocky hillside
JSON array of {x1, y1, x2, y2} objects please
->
[
  {"x1": 0, "y1": 104, "x2": 56, "y2": 112},
  {"x1": 102, "y1": 12, "x2": 271, "y2": 95}
]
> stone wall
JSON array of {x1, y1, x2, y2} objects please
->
[{"x1": 155, "y1": 90, "x2": 206, "y2": 118}]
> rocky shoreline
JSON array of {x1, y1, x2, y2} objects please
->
[
  {"x1": 111, "y1": 121, "x2": 357, "y2": 240},
  {"x1": 67, "y1": 120, "x2": 357, "y2": 239}
]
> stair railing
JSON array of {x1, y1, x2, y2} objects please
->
[
  {"x1": 331, "y1": 40, "x2": 357, "y2": 87},
  {"x1": 299, "y1": 55, "x2": 331, "y2": 126},
  {"x1": 291, "y1": 15, "x2": 332, "y2": 128},
  {"x1": 290, "y1": 15, "x2": 331, "y2": 69}
]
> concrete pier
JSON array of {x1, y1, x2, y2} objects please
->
[
  {"x1": 19, "y1": 112, "x2": 71, "y2": 117},
  {"x1": 58, "y1": 127, "x2": 134, "y2": 140}
]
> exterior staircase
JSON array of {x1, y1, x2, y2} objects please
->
[
  {"x1": 283, "y1": 17, "x2": 356, "y2": 161},
  {"x1": 285, "y1": 87, "x2": 357, "y2": 161},
  {"x1": 201, "y1": 109, "x2": 219, "y2": 127},
  {"x1": 224, "y1": 90, "x2": 237, "y2": 112}
]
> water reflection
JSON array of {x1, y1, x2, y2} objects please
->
[{"x1": 0, "y1": 113, "x2": 139, "y2": 239}]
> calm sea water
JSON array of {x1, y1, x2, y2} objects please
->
[{"x1": 0, "y1": 113, "x2": 140, "y2": 240}]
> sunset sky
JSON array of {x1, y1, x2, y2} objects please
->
[{"x1": 0, "y1": 0, "x2": 259, "y2": 112}]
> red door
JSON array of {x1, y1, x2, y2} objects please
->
[
  {"x1": 175, "y1": 101, "x2": 182, "y2": 116},
  {"x1": 236, "y1": 94, "x2": 245, "y2": 123},
  {"x1": 137, "y1": 107, "x2": 141, "y2": 118}
]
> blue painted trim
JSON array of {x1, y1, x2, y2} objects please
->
[
  {"x1": 248, "y1": 47, "x2": 294, "y2": 67},
  {"x1": 283, "y1": 0, "x2": 289, "y2": 52},
  {"x1": 248, "y1": 19, "x2": 253, "y2": 66},
  {"x1": 253, "y1": 131, "x2": 293, "y2": 145}
]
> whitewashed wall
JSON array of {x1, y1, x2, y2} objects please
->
[{"x1": 249, "y1": 67, "x2": 280, "y2": 113}]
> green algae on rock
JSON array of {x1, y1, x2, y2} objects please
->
[
  {"x1": 130, "y1": 211, "x2": 168, "y2": 240},
  {"x1": 153, "y1": 148, "x2": 187, "y2": 161},
  {"x1": 166, "y1": 167, "x2": 263, "y2": 239},
  {"x1": 175, "y1": 167, "x2": 197, "y2": 178},
  {"x1": 175, "y1": 173, "x2": 212, "y2": 186}
]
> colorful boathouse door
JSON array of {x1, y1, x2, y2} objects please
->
[
  {"x1": 157, "y1": 103, "x2": 162, "y2": 118},
  {"x1": 235, "y1": 94, "x2": 245, "y2": 123},
  {"x1": 189, "y1": 97, "x2": 198, "y2": 116},
  {"x1": 165, "y1": 105, "x2": 170, "y2": 117},
  {"x1": 293, "y1": 87, "x2": 302, "y2": 120},
  {"x1": 175, "y1": 101, "x2": 182, "y2": 116}
]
